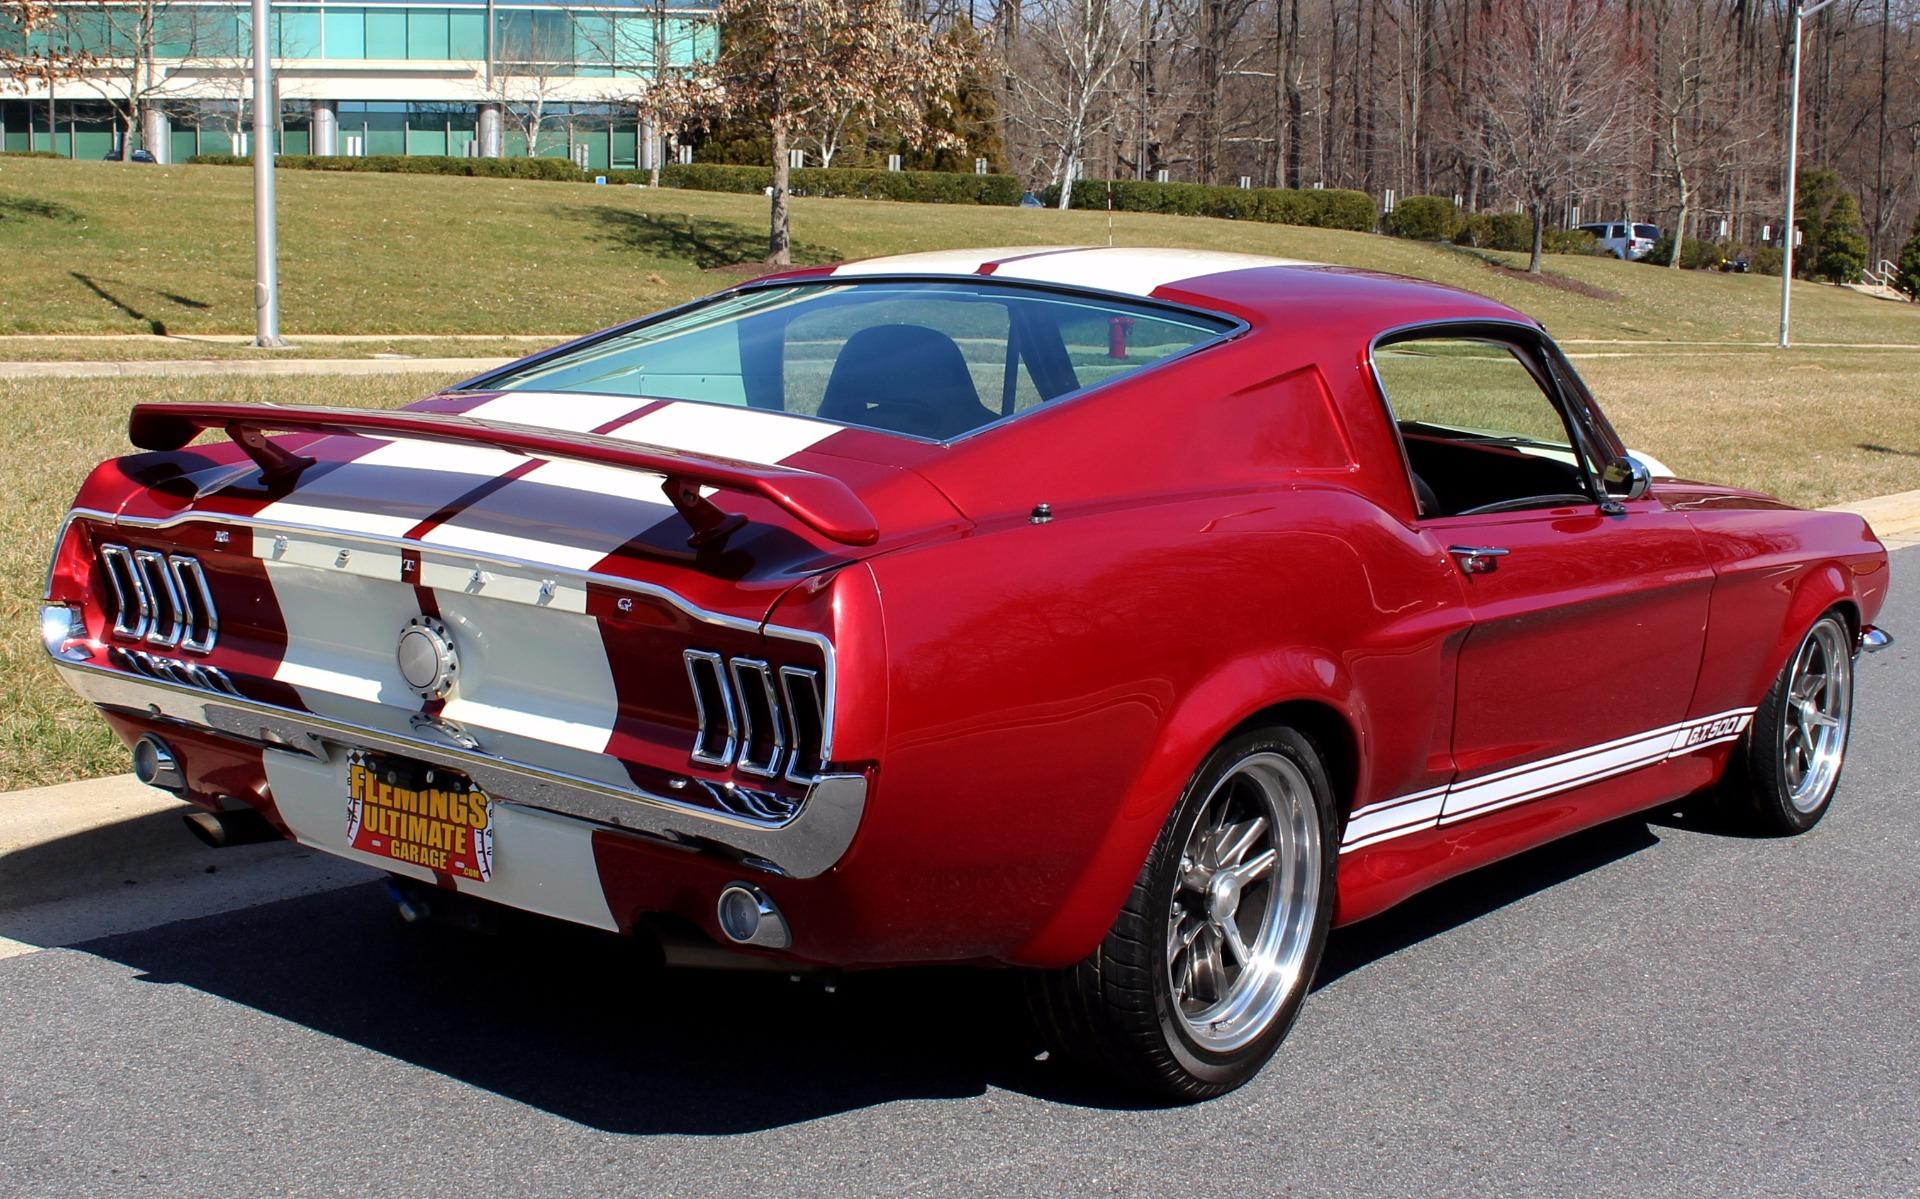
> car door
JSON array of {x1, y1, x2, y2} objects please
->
[{"x1": 1371, "y1": 325, "x2": 1714, "y2": 827}]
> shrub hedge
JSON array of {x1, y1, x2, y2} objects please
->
[
  {"x1": 606, "y1": 162, "x2": 1024, "y2": 205},
  {"x1": 0, "y1": 149, "x2": 63, "y2": 159},
  {"x1": 189, "y1": 153, "x2": 585, "y2": 180},
  {"x1": 188, "y1": 152, "x2": 1025, "y2": 205},
  {"x1": 1043, "y1": 178, "x2": 1378, "y2": 232},
  {"x1": 1383, "y1": 195, "x2": 1458, "y2": 240}
]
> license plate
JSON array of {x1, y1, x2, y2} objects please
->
[{"x1": 346, "y1": 753, "x2": 493, "y2": 882}]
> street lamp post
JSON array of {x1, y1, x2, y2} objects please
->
[
  {"x1": 251, "y1": 0, "x2": 286, "y2": 347},
  {"x1": 1779, "y1": 0, "x2": 1837, "y2": 349}
]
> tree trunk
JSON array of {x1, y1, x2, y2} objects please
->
[
  {"x1": 768, "y1": 121, "x2": 792, "y2": 265},
  {"x1": 1527, "y1": 199, "x2": 1545, "y2": 274}
]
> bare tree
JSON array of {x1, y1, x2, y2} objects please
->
[
  {"x1": 1653, "y1": 2, "x2": 1760, "y2": 266},
  {"x1": 1006, "y1": 0, "x2": 1137, "y2": 206},
  {"x1": 488, "y1": 13, "x2": 578, "y2": 157},
  {"x1": 1463, "y1": 0, "x2": 1635, "y2": 272},
  {"x1": 32, "y1": 1, "x2": 230, "y2": 158},
  {"x1": 695, "y1": 0, "x2": 971, "y2": 262},
  {"x1": 574, "y1": 0, "x2": 722, "y2": 185}
]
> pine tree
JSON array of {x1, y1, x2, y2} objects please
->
[
  {"x1": 1897, "y1": 213, "x2": 1920, "y2": 301},
  {"x1": 1814, "y1": 192, "x2": 1868, "y2": 284}
]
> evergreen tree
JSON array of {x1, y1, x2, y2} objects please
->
[
  {"x1": 1897, "y1": 212, "x2": 1920, "y2": 301},
  {"x1": 1814, "y1": 192, "x2": 1868, "y2": 284},
  {"x1": 903, "y1": 25, "x2": 1005, "y2": 174},
  {"x1": 1791, "y1": 169, "x2": 1843, "y2": 278}
]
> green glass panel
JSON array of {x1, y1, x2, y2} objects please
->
[
  {"x1": 324, "y1": 10, "x2": 365, "y2": 59},
  {"x1": 448, "y1": 10, "x2": 485, "y2": 60},
  {"x1": 573, "y1": 13, "x2": 611, "y2": 66},
  {"x1": 610, "y1": 128, "x2": 637, "y2": 170},
  {"x1": 281, "y1": 129, "x2": 310, "y2": 155},
  {"x1": 277, "y1": 9, "x2": 323, "y2": 59},
  {"x1": 364, "y1": 9, "x2": 406, "y2": 58},
  {"x1": 200, "y1": 127, "x2": 233, "y2": 155},
  {"x1": 407, "y1": 8, "x2": 449, "y2": 60},
  {"x1": 73, "y1": 129, "x2": 114, "y2": 160},
  {"x1": 170, "y1": 129, "x2": 197, "y2": 162},
  {"x1": 406, "y1": 128, "x2": 447, "y2": 156}
]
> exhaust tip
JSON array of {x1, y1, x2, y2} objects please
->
[
  {"x1": 132, "y1": 734, "x2": 185, "y2": 793},
  {"x1": 716, "y1": 883, "x2": 791, "y2": 949}
]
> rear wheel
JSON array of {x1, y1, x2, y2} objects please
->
[
  {"x1": 1721, "y1": 612, "x2": 1855, "y2": 835},
  {"x1": 1031, "y1": 726, "x2": 1336, "y2": 1101}
]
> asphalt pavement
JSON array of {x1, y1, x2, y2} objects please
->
[{"x1": 2, "y1": 547, "x2": 1915, "y2": 1199}]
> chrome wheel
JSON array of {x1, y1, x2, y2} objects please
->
[
  {"x1": 1166, "y1": 751, "x2": 1323, "y2": 1053},
  {"x1": 1780, "y1": 618, "x2": 1852, "y2": 813}
]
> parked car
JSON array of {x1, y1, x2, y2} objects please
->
[
  {"x1": 1578, "y1": 220, "x2": 1661, "y2": 259},
  {"x1": 101, "y1": 146, "x2": 157, "y2": 163},
  {"x1": 42, "y1": 247, "x2": 1893, "y2": 1099}
]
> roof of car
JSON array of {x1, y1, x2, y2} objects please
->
[{"x1": 759, "y1": 246, "x2": 1535, "y2": 329}]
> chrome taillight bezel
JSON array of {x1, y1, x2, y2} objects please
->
[
  {"x1": 686, "y1": 649, "x2": 830, "y2": 783},
  {"x1": 96, "y1": 544, "x2": 218, "y2": 656}
]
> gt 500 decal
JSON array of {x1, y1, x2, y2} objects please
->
[
  {"x1": 1342, "y1": 708, "x2": 1758, "y2": 853},
  {"x1": 1684, "y1": 715, "x2": 1746, "y2": 746}
]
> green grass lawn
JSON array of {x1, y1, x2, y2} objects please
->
[{"x1": 4, "y1": 156, "x2": 1918, "y2": 344}]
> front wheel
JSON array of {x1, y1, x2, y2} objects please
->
[
  {"x1": 1030, "y1": 726, "x2": 1337, "y2": 1101},
  {"x1": 1720, "y1": 612, "x2": 1856, "y2": 835}
]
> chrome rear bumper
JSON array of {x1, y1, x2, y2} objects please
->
[{"x1": 53, "y1": 659, "x2": 865, "y2": 879}]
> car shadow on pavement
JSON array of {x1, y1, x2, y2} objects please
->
[{"x1": 67, "y1": 815, "x2": 1663, "y2": 1130}]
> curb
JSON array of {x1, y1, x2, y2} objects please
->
[{"x1": 1823, "y1": 488, "x2": 1920, "y2": 550}]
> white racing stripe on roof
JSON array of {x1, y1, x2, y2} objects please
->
[
  {"x1": 987, "y1": 247, "x2": 1312, "y2": 296},
  {"x1": 831, "y1": 246, "x2": 1085, "y2": 278}
]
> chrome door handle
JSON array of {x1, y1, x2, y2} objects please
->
[{"x1": 1448, "y1": 545, "x2": 1510, "y2": 575}]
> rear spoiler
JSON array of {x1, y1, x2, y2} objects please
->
[{"x1": 128, "y1": 401, "x2": 880, "y2": 548}]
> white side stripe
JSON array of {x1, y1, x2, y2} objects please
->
[{"x1": 1340, "y1": 709, "x2": 1757, "y2": 853}]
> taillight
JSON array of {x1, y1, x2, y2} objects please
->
[
  {"x1": 684, "y1": 649, "x2": 829, "y2": 783},
  {"x1": 95, "y1": 543, "x2": 218, "y2": 654}
]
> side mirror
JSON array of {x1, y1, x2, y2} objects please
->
[{"x1": 1602, "y1": 455, "x2": 1652, "y2": 502}]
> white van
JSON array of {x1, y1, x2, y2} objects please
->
[{"x1": 1577, "y1": 221, "x2": 1661, "y2": 260}]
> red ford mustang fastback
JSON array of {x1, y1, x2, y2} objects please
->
[{"x1": 42, "y1": 247, "x2": 1893, "y2": 1098}]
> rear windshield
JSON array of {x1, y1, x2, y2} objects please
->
[
  {"x1": 472, "y1": 280, "x2": 1236, "y2": 442},
  {"x1": 1633, "y1": 224, "x2": 1660, "y2": 240}
]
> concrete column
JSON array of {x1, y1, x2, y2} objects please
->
[
  {"x1": 310, "y1": 100, "x2": 339, "y2": 156},
  {"x1": 638, "y1": 118, "x2": 657, "y2": 172},
  {"x1": 141, "y1": 106, "x2": 171, "y2": 163},
  {"x1": 476, "y1": 103, "x2": 502, "y2": 158}
]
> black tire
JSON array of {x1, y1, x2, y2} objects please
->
[
  {"x1": 1030, "y1": 726, "x2": 1338, "y2": 1101},
  {"x1": 1719, "y1": 611, "x2": 1856, "y2": 835}
]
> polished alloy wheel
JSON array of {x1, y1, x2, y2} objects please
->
[
  {"x1": 1166, "y1": 751, "x2": 1323, "y2": 1053},
  {"x1": 1780, "y1": 618, "x2": 1852, "y2": 813}
]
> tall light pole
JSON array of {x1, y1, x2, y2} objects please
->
[
  {"x1": 1779, "y1": 0, "x2": 1837, "y2": 349},
  {"x1": 251, "y1": 0, "x2": 286, "y2": 347}
]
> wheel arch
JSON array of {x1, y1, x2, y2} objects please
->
[{"x1": 1006, "y1": 651, "x2": 1368, "y2": 969}]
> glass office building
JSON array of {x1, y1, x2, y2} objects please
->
[{"x1": 0, "y1": 1, "x2": 716, "y2": 168}]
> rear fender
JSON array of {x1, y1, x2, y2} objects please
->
[{"x1": 1007, "y1": 647, "x2": 1363, "y2": 968}]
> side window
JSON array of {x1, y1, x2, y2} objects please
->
[{"x1": 1372, "y1": 336, "x2": 1597, "y2": 518}]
